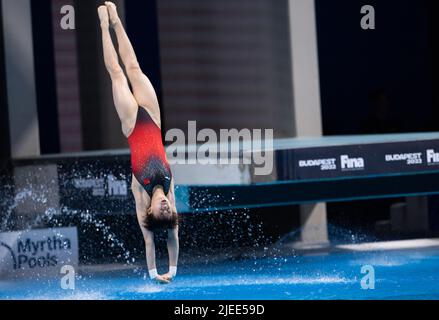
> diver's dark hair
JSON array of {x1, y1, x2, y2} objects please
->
[{"x1": 143, "y1": 209, "x2": 178, "y2": 231}]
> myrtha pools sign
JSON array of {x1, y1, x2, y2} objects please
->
[{"x1": 0, "y1": 227, "x2": 78, "y2": 279}]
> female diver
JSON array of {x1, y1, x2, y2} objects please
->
[{"x1": 98, "y1": 2, "x2": 178, "y2": 284}]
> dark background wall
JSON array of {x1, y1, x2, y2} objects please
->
[
  {"x1": 316, "y1": 0, "x2": 435, "y2": 135},
  {"x1": 32, "y1": 0, "x2": 60, "y2": 154},
  {"x1": 157, "y1": 0, "x2": 294, "y2": 138},
  {"x1": 0, "y1": 3, "x2": 10, "y2": 161},
  {"x1": 75, "y1": 0, "x2": 119, "y2": 151},
  {"x1": 3, "y1": 0, "x2": 439, "y2": 158},
  {"x1": 314, "y1": 0, "x2": 439, "y2": 237},
  {"x1": 425, "y1": 0, "x2": 439, "y2": 132}
]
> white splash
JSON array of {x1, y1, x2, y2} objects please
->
[
  {"x1": 169, "y1": 274, "x2": 353, "y2": 290},
  {"x1": 130, "y1": 285, "x2": 165, "y2": 294}
]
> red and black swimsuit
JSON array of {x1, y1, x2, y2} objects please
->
[{"x1": 128, "y1": 106, "x2": 172, "y2": 197}]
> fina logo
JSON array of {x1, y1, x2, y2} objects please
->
[
  {"x1": 340, "y1": 155, "x2": 365, "y2": 171},
  {"x1": 73, "y1": 174, "x2": 127, "y2": 196},
  {"x1": 426, "y1": 149, "x2": 439, "y2": 165}
]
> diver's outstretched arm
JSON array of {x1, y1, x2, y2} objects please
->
[
  {"x1": 164, "y1": 227, "x2": 179, "y2": 280},
  {"x1": 144, "y1": 229, "x2": 170, "y2": 283},
  {"x1": 163, "y1": 180, "x2": 179, "y2": 281},
  {"x1": 144, "y1": 229, "x2": 156, "y2": 271}
]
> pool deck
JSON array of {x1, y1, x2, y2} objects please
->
[
  {"x1": 2, "y1": 238, "x2": 439, "y2": 300},
  {"x1": 77, "y1": 238, "x2": 439, "y2": 275}
]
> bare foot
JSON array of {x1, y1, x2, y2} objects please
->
[
  {"x1": 105, "y1": 1, "x2": 121, "y2": 27},
  {"x1": 97, "y1": 5, "x2": 109, "y2": 28}
]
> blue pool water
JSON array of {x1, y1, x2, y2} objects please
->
[{"x1": 1, "y1": 247, "x2": 439, "y2": 300}]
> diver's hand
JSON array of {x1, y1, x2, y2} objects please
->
[
  {"x1": 162, "y1": 266, "x2": 177, "y2": 281},
  {"x1": 161, "y1": 272, "x2": 174, "y2": 282},
  {"x1": 153, "y1": 274, "x2": 171, "y2": 284}
]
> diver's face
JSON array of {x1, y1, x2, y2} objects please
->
[{"x1": 151, "y1": 190, "x2": 172, "y2": 217}]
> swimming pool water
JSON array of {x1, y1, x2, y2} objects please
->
[{"x1": 1, "y1": 248, "x2": 438, "y2": 300}]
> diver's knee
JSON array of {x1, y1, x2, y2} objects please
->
[
  {"x1": 125, "y1": 61, "x2": 142, "y2": 74},
  {"x1": 107, "y1": 65, "x2": 125, "y2": 81}
]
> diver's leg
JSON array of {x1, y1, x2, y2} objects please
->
[
  {"x1": 105, "y1": 2, "x2": 161, "y2": 123},
  {"x1": 98, "y1": 5, "x2": 137, "y2": 136},
  {"x1": 99, "y1": 6, "x2": 123, "y2": 82}
]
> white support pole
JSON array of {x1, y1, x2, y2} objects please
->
[
  {"x1": 288, "y1": 0, "x2": 329, "y2": 247},
  {"x1": 1, "y1": 0, "x2": 40, "y2": 158}
]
